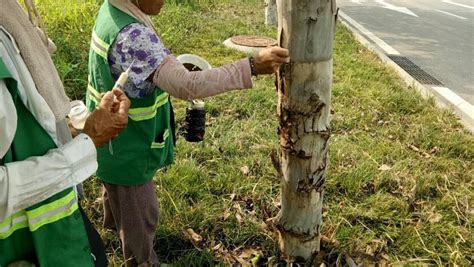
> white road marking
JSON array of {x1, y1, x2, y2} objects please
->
[
  {"x1": 375, "y1": 0, "x2": 419, "y2": 17},
  {"x1": 436, "y1": 9, "x2": 468, "y2": 19},
  {"x1": 432, "y1": 86, "x2": 474, "y2": 115},
  {"x1": 340, "y1": 12, "x2": 400, "y2": 55},
  {"x1": 442, "y1": 0, "x2": 474, "y2": 10},
  {"x1": 350, "y1": 0, "x2": 363, "y2": 4}
]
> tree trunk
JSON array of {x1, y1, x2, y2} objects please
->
[
  {"x1": 276, "y1": 0, "x2": 338, "y2": 262},
  {"x1": 265, "y1": 0, "x2": 277, "y2": 26}
]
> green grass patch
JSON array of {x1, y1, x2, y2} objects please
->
[{"x1": 35, "y1": 0, "x2": 473, "y2": 265}]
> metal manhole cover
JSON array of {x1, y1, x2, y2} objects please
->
[
  {"x1": 388, "y1": 55, "x2": 443, "y2": 85},
  {"x1": 230, "y1": 35, "x2": 277, "y2": 48}
]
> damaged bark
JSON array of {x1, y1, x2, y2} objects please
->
[{"x1": 276, "y1": 0, "x2": 338, "y2": 262}]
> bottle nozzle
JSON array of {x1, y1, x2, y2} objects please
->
[{"x1": 125, "y1": 60, "x2": 135, "y2": 75}]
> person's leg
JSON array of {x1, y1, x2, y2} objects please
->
[
  {"x1": 102, "y1": 185, "x2": 117, "y2": 231},
  {"x1": 103, "y1": 181, "x2": 159, "y2": 266}
]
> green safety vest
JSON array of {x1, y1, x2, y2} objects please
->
[
  {"x1": 86, "y1": 0, "x2": 174, "y2": 186},
  {"x1": 0, "y1": 59, "x2": 94, "y2": 266}
]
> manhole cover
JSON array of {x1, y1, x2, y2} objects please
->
[{"x1": 230, "y1": 35, "x2": 277, "y2": 48}]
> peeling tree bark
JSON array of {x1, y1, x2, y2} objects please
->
[
  {"x1": 265, "y1": 0, "x2": 278, "y2": 26},
  {"x1": 276, "y1": 0, "x2": 337, "y2": 262}
]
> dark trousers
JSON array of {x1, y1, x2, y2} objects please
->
[{"x1": 102, "y1": 181, "x2": 159, "y2": 267}]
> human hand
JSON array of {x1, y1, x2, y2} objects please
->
[
  {"x1": 83, "y1": 88, "x2": 131, "y2": 147},
  {"x1": 254, "y1": 46, "x2": 290, "y2": 75},
  {"x1": 67, "y1": 118, "x2": 80, "y2": 138}
]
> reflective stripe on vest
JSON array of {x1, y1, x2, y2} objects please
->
[
  {"x1": 91, "y1": 31, "x2": 109, "y2": 59},
  {"x1": 87, "y1": 83, "x2": 170, "y2": 121},
  {"x1": 87, "y1": 83, "x2": 102, "y2": 104},
  {"x1": 0, "y1": 211, "x2": 27, "y2": 239},
  {"x1": 128, "y1": 92, "x2": 170, "y2": 121},
  {"x1": 0, "y1": 190, "x2": 78, "y2": 238},
  {"x1": 151, "y1": 128, "x2": 170, "y2": 149}
]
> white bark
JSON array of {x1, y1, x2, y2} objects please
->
[
  {"x1": 265, "y1": 0, "x2": 277, "y2": 26},
  {"x1": 276, "y1": 0, "x2": 338, "y2": 262}
]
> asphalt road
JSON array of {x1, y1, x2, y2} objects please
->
[{"x1": 337, "y1": 0, "x2": 474, "y2": 104}]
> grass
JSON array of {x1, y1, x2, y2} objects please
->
[{"x1": 35, "y1": 0, "x2": 474, "y2": 265}]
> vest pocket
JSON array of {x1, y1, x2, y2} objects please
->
[
  {"x1": 151, "y1": 128, "x2": 169, "y2": 149},
  {"x1": 149, "y1": 128, "x2": 171, "y2": 170}
]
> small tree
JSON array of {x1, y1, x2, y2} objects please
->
[
  {"x1": 265, "y1": 0, "x2": 277, "y2": 26},
  {"x1": 275, "y1": 0, "x2": 338, "y2": 262}
]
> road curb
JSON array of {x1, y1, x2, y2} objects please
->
[{"x1": 338, "y1": 11, "x2": 474, "y2": 133}]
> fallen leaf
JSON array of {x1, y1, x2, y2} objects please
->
[
  {"x1": 429, "y1": 146, "x2": 439, "y2": 154},
  {"x1": 236, "y1": 213, "x2": 243, "y2": 224},
  {"x1": 259, "y1": 222, "x2": 269, "y2": 233},
  {"x1": 408, "y1": 145, "x2": 431, "y2": 158},
  {"x1": 185, "y1": 228, "x2": 203, "y2": 243},
  {"x1": 230, "y1": 193, "x2": 236, "y2": 201},
  {"x1": 232, "y1": 254, "x2": 248, "y2": 265},
  {"x1": 468, "y1": 208, "x2": 474, "y2": 216},
  {"x1": 365, "y1": 239, "x2": 386, "y2": 256},
  {"x1": 409, "y1": 145, "x2": 420, "y2": 152},
  {"x1": 239, "y1": 249, "x2": 253, "y2": 259},
  {"x1": 233, "y1": 203, "x2": 246, "y2": 224},
  {"x1": 239, "y1": 248, "x2": 256, "y2": 259},
  {"x1": 428, "y1": 212, "x2": 442, "y2": 223},
  {"x1": 223, "y1": 210, "x2": 231, "y2": 221},
  {"x1": 240, "y1": 166, "x2": 250, "y2": 176},
  {"x1": 378, "y1": 164, "x2": 392, "y2": 171},
  {"x1": 212, "y1": 243, "x2": 223, "y2": 251},
  {"x1": 234, "y1": 203, "x2": 243, "y2": 212}
]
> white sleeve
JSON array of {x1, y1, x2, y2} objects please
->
[
  {"x1": 0, "y1": 134, "x2": 97, "y2": 221},
  {"x1": 0, "y1": 80, "x2": 17, "y2": 158}
]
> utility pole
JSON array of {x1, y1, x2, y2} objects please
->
[{"x1": 275, "y1": 0, "x2": 338, "y2": 262}]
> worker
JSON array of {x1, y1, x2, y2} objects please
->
[
  {"x1": 87, "y1": 0, "x2": 290, "y2": 266},
  {"x1": 0, "y1": 0, "x2": 131, "y2": 266}
]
